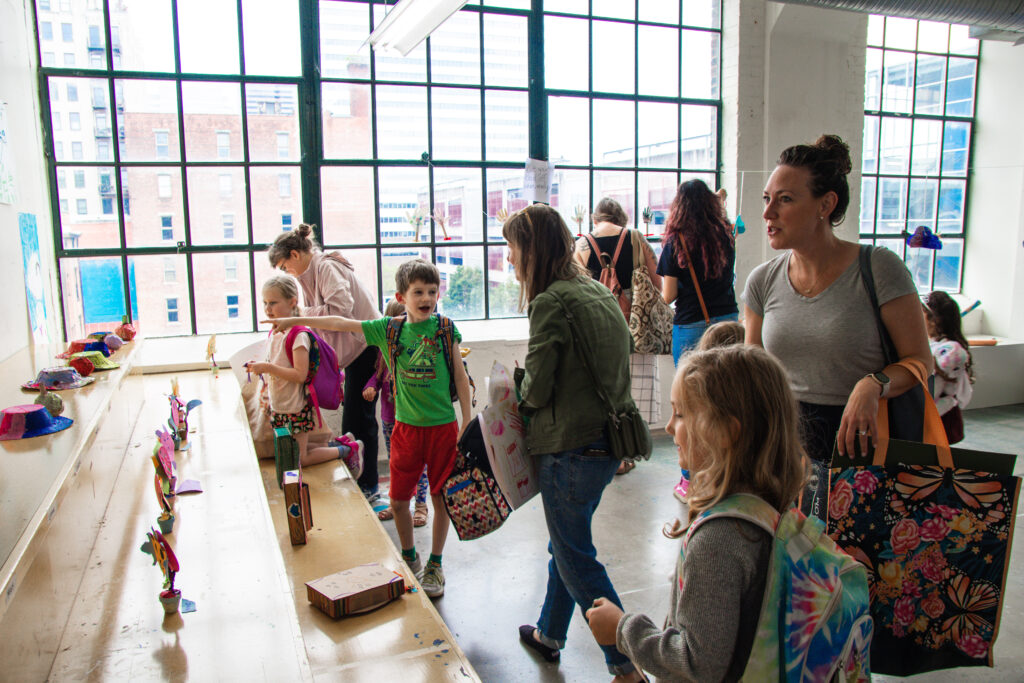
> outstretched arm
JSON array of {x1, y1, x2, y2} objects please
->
[{"x1": 263, "y1": 315, "x2": 364, "y2": 335}]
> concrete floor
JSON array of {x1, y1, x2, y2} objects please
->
[{"x1": 378, "y1": 404, "x2": 1024, "y2": 682}]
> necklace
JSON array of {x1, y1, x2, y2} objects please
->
[{"x1": 791, "y1": 260, "x2": 830, "y2": 296}]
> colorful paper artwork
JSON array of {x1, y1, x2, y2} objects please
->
[
  {"x1": 19, "y1": 213, "x2": 49, "y2": 343},
  {"x1": 478, "y1": 362, "x2": 537, "y2": 509},
  {"x1": 0, "y1": 104, "x2": 15, "y2": 204}
]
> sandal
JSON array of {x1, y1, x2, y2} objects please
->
[
  {"x1": 378, "y1": 506, "x2": 394, "y2": 521},
  {"x1": 615, "y1": 460, "x2": 635, "y2": 475},
  {"x1": 367, "y1": 492, "x2": 391, "y2": 520},
  {"x1": 413, "y1": 502, "x2": 429, "y2": 527}
]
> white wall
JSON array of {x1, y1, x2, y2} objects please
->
[
  {"x1": 963, "y1": 42, "x2": 1024, "y2": 341},
  {"x1": 0, "y1": 0, "x2": 61, "y2": 362}
]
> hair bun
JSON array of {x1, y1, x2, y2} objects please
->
[
  {"x1": 814, "y1": 134, "x2": 852, "y2": 176},
  {"x1": 297, "y1": 222, "x2": 314, "y2": 237}
]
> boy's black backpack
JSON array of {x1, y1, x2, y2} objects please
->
[{"x1": 383, "y1": 313, "x2": 476, "y2": 406}]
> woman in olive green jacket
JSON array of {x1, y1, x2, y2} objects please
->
[{"x1": 504, "y1": 204, "x2": 645, "y2": 682}]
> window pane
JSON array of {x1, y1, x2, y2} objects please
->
[
  {"x1": 182, "y1": 82, "x2": 243, "y2": 162},
  {"x1": 130, "y1": 254, "x2": 191, "y2": 333},
  {"x1": 592, "y1": 21, "x2": 634, "y2": 94},
  {"x1": 321, "y1": 167, "x2": 376, "y2": 245},
  {"x1": 483, "y1": 14, "x2": 527, "y2": 87},
  {"x1": 378, "y1": 167, "x2": 429, "y2": 244},
  {"x1": 907, "y1": 178, "x2": 937, "y2": 229},
  {"x1": 864, "y1": 48, "x2": 882, "y2": 110},
  {"x1": 548, "y1": 95, "x2": 589, "y2": 165},
  {"x1": 877, "y1": 177, "x2": 907, "y2": 234},
  {"x1": 242, "y1": 0, "x2": 300, "y2": 77},
  {"x1": 430, "y1": 11, "x2": 480, "y2": 85},
  {"x1": 680, "y1": 104, "x2": 716, "y2": 170},
  {"x1": 904, "y1": 246, "x2": 933, "y2": 290},
  {"x1": 913, "y1": 54, "x2": 945, "y2": 115},
  {"x1": 937, "y1": 179, "x2": 965, "y2": 234},
  {"x1": 942, "y1": 121, "x2": 970, "y2": 176},
  {"x1": 681, "y1": 0, "x2": 720, "y2": 29},
  {"x1": 487, "y1": 245, "x2": 521, "y2": 318},
  {"x1": 117, "y1": 79, "x2": 180, "y2": 162},
  {"x1": 680, "y1": 29, "x2": 719, "y2": 99},
  {"x1": 484, "y1": 90, "x2": 528, "y2": 162},
  {"x1": 917, "y1": 21, "x2": 949, "y2": 53},
  {"x1": 252, "y1": 167, "x2": 302, "y2": 244},
  {"x1": 322, "y1": 83, "x2": 372, "y2": 159},
  {"x1": 639, "y1": 0, "x2": 678, "y2": 25},
  {"x1": 375, "y1": 85, "x2": 427, "y2": 159},
  {"x1": 432, "y1": 88, "x2": 482, "y2": 161},
  {"x1": 862, "y1": 115, "x2": 879, "y2": 173},
  {"x1": 434, "y1": 167, "x2": 483, "y2": 242},
  {"x1": 866, "y1": 14, "x2": 884, "y2": 46},
  {"x1": 194, "y1": 252, "x2": 254, "y2": 333},
  {"x1": 381, "y1": 247, "x2": 432, "y2": 301},
  {"x1": 881, "y1": 50, "x2": 915, "y2": 113},
  {"x1": 593, "y1": 98, "x2": 635, "y2": 168},
  {"x1": 945, "y1": 57, "x2": 976, "y2": 117},
  {"x1": 485, "y1": 167, "x2": 528, "y2": 241},
  {"x1": 638, "y1": 25, "x2": 678, "y2": 98},
  {"x1": 947, "y1": 24, "x2": 978, "y2": 56},
  {"x1": 592, "y1": 0, "x2": 633, "y2": 20},
  {"x1": 884, "y1": 17, "x2": 917, "y2": 50},
  {"x1": 247, "y1": 84, "x2": 300, "y2": 162},
  {"x1": 544, "y1": 0, "x2": 587, "y2": 14},
  {"x1": 910, "y1": 119, "x2": 941, "y2": 176},
  {"x1": 187, "y1": 167, "x2": 246, "y2": 245},
  {"x1": 438, "y1": 247, "x2": 484, "y2": 320},
  {"x1": 372, "y1": 5, "x2": 426, "y2": 83},
  {"x1": 57, "y1": 166, "x2": 118, "y2": 248},
  {"x1": 114, "y1": 0, "x2": 175, "y2": 72},
  {"x1": 178, "y1": 0, "x2": 239, "y2": 74},
  {"x1": 933, "y1": 238, "x2": 963, "y2": 290},
  {"x1": 319, "y1": 0, "x2": 370, "y2": 79},
  {"x1": 878, "y1": 116, "x2": 911, "y2": 174},
  {"x1": 860, "y1": 177, "x2": 876, "y2": 234},
  {"x1": 544, "y1": 16, "x2": 588, "y2": 91},
  {"x1": 639, "y1": 171, "x2": 678, "y2": 231},
  {"x1": 123, "y1": 167, "x2": 185, "y2": 248},
  {"x1": 60, "y1": 256, "x2": 133, "y2": 339},
  {"x1": 638, "y1": 101, "x2": 678, "y2": 168},
  {"x1": 551, "y1": 168, "x2": 590, "y2": 236}
]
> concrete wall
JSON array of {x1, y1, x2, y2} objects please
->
[{"x1": 0, "y1": 0, "x2": 61, "y2": 363}]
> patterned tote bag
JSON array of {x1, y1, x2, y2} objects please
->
[{"x1": 827, "y1": 369, "x2": 1021, "y2": 675}]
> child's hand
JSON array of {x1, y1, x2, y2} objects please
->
[
  {"x1": 362, "y1": 386, "x2": 377, "y2": 401},
  {"x1": 586, "y1": 597, "x2": 623, "y2": 646},
  {"x1": 247, "y1": 361, "x2": 271, "y2": 375},
  {"x1": 261, "y1": 317, "x2": 298, "y2": 333}
]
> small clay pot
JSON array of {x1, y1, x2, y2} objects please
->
[
  {"x1": 157, "y1": 513, "x2": 175, "y2": 535},
  {"x1": 159, "y1": 590, "x2": 181, "y2": 614}
]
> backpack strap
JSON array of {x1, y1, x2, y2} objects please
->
[
  {"x1": 435, "y1": 314, "x2": 458, "y2": 402},
  {"x1": 284, "y1": 326, "x2": 325, "y2": 428},
  {"x1": 583, "y1": 233, "x2": 604, "y2": 268},
  {"x1": 609, "y1": 228, "x2": 628, "y2": 269},
  {"x1": 384, "y1": 315, "x2": 405, "y2": 401},
  {"x1": 683, "y1": 493, "x2": 779, "y2": 549}
]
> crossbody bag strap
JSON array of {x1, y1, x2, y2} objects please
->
[
  {"x1": 857, "y1": 244, "x2": 897, "y2": 366},
  {"x1": 679, "y1": 236, "x2": 710, "y2": 324},
  {"x1": 548, "y1": 290, "x2": 618, "y2": 417},
  {"x1": 629, "y1": 229, "x2": 644, "y2": 270}
]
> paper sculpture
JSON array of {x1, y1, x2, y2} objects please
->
[
  {"x1": 283, "y1": 469, "x2": 313, "y2": 545},
  {"x1": 306, "y1": 563, "x2": 406, "y2": 618},
  {"x1": 167, "y1": 377, "x2": 202, "y2": 449},
  {"x1": 143, "y1": 527, "x2": 181, "y2": 614},
  {"x1": 478, "y1": 361, "x2": 537, "y2": 509}
]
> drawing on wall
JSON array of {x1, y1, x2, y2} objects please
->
[
  {"x1": 0, "y1": 103, "x2": 14, "y2": 204},
  {"x1": 19, "y1": 213, "x2": 50, "y2": 344}
]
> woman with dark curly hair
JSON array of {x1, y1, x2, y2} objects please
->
[{"x1": 658, "y1": 179, "x2": 739, "y2": 365}]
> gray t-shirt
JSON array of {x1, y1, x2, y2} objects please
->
[{"x1": 742, "y1": 247, "x2": 917, "y2": 405}]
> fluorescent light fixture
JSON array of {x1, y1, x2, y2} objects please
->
[{"x1": 367, "y1": 0, "x2": 469, "y2": 56}]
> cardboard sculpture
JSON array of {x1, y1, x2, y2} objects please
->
[
  {"x1": 168, "y1": 377, "x2": 201, "y2": 449},
  {"x1": 283, "y1": 469, "x2": 313, "y2": 545},
  {"x1": 306, "y1": 563, "x2": 406, "y2": 618},
  {"x1": 274, "y1": 426, "x2": 299, "y2": 489},
  {"x1": 143, "y1": 527, "x2": 181, "y2": 614}
]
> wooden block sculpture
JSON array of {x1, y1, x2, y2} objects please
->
[
  {"x1": 283, "y1": 469, "x2": 313, "y2": 545},
  {"x1": 273, "y1": 426, "x2": 299, "y2": 489}
]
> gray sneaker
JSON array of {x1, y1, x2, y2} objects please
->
[
  {"x1": 405, "y1": 553, "x2": 422, "y2": 575},
  {"x1": 417, "y1": 562, "x2": 445, "y2": 598}
]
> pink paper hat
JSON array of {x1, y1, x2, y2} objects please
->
[
  {"x1": 0, "y1": 404, "x2": 73, "y2": 440},
  {"x1": 22, "y1": 366, "x2": 95, "y2": 391}
]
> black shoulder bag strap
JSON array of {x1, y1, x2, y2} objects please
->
[{"x1": 858, "y1": 245, "x2": 925, "y2": 442}]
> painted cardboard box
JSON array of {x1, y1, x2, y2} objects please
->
[{"x1": 306, "y1": 563, "x2": 406, "y2": 618}]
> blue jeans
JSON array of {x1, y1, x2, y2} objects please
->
[
  {"x1": 671, "y1": 312, "x2": 740, "y2": 365},
  {"x1": 535, "y1": 443, "x2": 635, "y2": 676}
]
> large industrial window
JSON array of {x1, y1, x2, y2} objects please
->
[
  {"x1": 861, "y1": 15, "x2": 977, "y2": 292},
  {"x1": 37, "y1": 0, "x2": 721, "y2": 338}
]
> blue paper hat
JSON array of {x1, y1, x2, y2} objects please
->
[{"x1": 906, "y1": 225, "x2": 942, "y2": 250}]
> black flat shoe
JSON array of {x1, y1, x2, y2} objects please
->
[{"x1": 519, "y1": 625, "x2": 560, "y2": 662}]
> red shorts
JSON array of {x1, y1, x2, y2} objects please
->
[{"x1": 389, "y1": 420, "x2": 458, "y2": 501}]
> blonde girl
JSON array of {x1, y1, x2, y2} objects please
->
[
  {"x1": 248, "y1": 274, "x2": 362, "y2": 472},
  {"x1": 587, "y1": 345, "x2": 804, "y2": 681}
]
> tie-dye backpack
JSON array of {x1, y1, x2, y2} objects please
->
[{"x1": 684, "y1": 494, "x2": 873, "y2": 681}]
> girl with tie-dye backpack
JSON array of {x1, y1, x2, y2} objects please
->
[{"x1": 587, "y1": 345, "x2": 872, "y2": 681}]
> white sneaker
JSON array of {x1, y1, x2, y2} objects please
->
[
  {"x1": 417, "y1": 562, "x2": 445, "y2": 598},
  {"x1": 405, "y1": 553, "x2": 422, "y2": 575}
]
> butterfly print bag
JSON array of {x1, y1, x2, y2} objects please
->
[{"x1": 826, "y1": 362, "x2": 1021, "y2": 675}]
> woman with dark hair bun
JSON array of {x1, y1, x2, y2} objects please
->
[
  {"x1": 268, "y1": 223, "x2": 386, "y2": 514},
  {"x1": 744, "y1": 134, "x2": 932, "y2": 519}
]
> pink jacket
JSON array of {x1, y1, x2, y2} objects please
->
[{"x1": 295, "y1": 251, "x2": 381, "y2": 369}]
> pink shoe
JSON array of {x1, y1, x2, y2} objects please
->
[
  {"x1": 335, "y1": 434, "x2": 364, "y2": 479},
  {"x1": 673, "y1": 474, "x2": 689, "y2": 503}
]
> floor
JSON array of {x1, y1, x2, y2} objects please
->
[{"x1": 375, "y1": 404, "x2": 1024, "y2": 682}]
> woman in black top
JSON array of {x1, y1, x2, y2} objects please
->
[
  {"x1": 575, "y1": 198, "x2": 662, "y2": 475},
  {"x1": 658, "y1": 179, "x2": 739, "y2": 365}
]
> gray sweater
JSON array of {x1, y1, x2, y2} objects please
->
[{"x1": 616, "y1": 517, "x2": 771, "y2": 682}]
